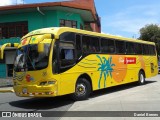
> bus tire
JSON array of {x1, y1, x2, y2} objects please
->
[
  {"x1": 71, "y1": 78, "x2": 91, "y2": 101},
  {"x1": 138, "y1": 71, "x2": 145, "y2": 85}
]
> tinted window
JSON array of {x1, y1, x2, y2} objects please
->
[
  {"x1": 134, "y1": 43, "x2": 143, "y2": 54},
  {"x1": 82, "y1": 36, "x2": 100, "y2": 53},
  {"x1": 101, "y1": 38, "x2": 115, "y2": 53},
  {"x1": 76, "y1": 35, "x2": 82, "y2": 59},
  {"x1": 142, "y1": 44, "x2": 149, "y2": 55},
  {"x1": 149, "y1": 45, "x2": 156, "y2": 55},
  {"x1": 59, "y1": 42, "x2": 75, "y2": 67},
  {"x1": 126, "y1": 42, "x2": 135, "y2": 54},
  {"x1": 60, "y1": 32, "x2": 75, "y2": 42},
  {"x1": 115, "y1": 40, "x2": 126, "y2": 54},
  {"x1": 91, "y1": 37, "x2": 100, "y2": 52},
  {"x1": 82, "y1": 36, "x2": 90, "y2": 54},
  {"x1": 61, "y1": 49, "x2": 74, "y2": 60}
]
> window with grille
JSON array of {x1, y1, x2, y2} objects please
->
[
  {"x1": 0, "y1": 21, "x2": 28, "y2": 39},
  {"x1": 60, "y1": 19, "x2": 77, "y2": 28}
]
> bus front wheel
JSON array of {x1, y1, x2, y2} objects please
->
[
  {"x1": 138, "y1": 71, "x2": 145, "y2": 85},
  {"x1": 71, "y1": 78, "x2": 91, "y2": 101}
]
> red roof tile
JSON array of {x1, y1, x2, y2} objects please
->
[{"x1": 0, "y1": 0, "x2": 97, "y2": 20}]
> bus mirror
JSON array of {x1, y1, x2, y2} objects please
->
[
  {"x1": 38, "y1": 43, "x2": 44, "y2": 53},
  {"x1": 44, "y1": 34, "x2": 52, "y2": 39},
  {"x1": 0, "y1": 43, "x2": 19, "y2": 59}
]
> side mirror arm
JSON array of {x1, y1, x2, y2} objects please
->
[{"x1": 0, "y1": 43, "x2": 19, "y2": 59}]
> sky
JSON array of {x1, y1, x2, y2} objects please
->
[
  {"x1": 0, "y1": 0, "x2": 160, "y2": 38},
  {"x1": 95, "y1": 0, "x2": 160, "y2": 38}
]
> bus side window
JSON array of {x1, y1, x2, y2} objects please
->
[
  {"x1": 142, "y1": 44, "x2": 149, "y2": 55},
  {"x1": 75, "y1": 34, "x2": 82, "y2": 59},
  {"x1": 59, "y1": 42, "x2": 75, "y2": 68},
  {"x1": 101, "y1": 38, "x2": 108, "y2": 53},
  {"x1": 149, "y1": 45, "x2": 156, "y2": 55},
  {"x1": 59, "y1": 32, "x2": 75, "y2": 42},
  {"x1": 134, "y1": 43, "x2": 143, "y2": 55},
  {"x1": 115, "y1": 40, "x2": 126, "y2": 54},
  {"x1": 82, "y1": 35, "x2": 100, "y2": 54},
  {"x1": 61, "y1": 49, "x2": 74, "y2": 60},
  {"x1": 91, "y1": 37, "x2": 100, "y2": 52},
  {"x1": 101, "y1": 38, "x2": 115, "y2": 53},
  {"x1": 126, "y1": 42, "x2": 135, "y2": 54},
  {"x1": 82, "y1": 36, "x2": 90, "y2": 54}
]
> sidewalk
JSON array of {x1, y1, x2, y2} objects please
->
[
  {"x1": 0, "y1": 87, "x2": 14, "y2": 93},
  {"x1": 0, "y1": 78, "x2": 14, "y2": 93}
]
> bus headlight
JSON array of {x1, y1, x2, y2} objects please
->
[
  {"x1": 39, "y1": 80, "x2": 56, "y2": 86},
  {"x1": 39, "y1": 81, "x2": 47, "y2": 86},
  {"x1": 48, "y1": 81, "x2": 56, "y2": 85}
]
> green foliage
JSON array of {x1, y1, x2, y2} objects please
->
[{"x1": 139, "y1": 24, "x2": 160, "y2": 55}]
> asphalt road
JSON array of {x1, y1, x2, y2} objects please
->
[{"x1": 0, "y1": 75, "x2": 160, "y2": 120}]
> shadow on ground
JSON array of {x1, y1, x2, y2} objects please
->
[
  {"x1": 9, "y1": 80, "x2": 156, "y2": 110},
  {"x1": 9, "y1": 95, "x2": 74, "y2": 110}
]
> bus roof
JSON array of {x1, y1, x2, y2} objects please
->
[{"x1": 22, "y1": 27, "x2": 155, "y2": 45}]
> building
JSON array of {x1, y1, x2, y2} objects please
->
[{"x1": 0, "y1": 0, "x2": 101, "y2": 78}]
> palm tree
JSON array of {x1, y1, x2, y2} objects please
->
[{"x1": 97, "y1": 55, "x2": 115, "y2": 89}]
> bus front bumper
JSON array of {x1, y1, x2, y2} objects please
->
[{"x1": 13, "y1": 85, "x2": 58, "y2": 97}]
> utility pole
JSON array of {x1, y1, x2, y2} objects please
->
[{"x1": 132, "y1": 34, "x2": 137, "y2": 39}]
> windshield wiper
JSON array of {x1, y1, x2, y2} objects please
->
[
  {"x1": 26, "y1": 53, "x2": 36, "y2": 70},
  {"x1": 25, "y1": 45, "x2": 36, "y2": 70}
]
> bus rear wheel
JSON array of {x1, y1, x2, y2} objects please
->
[
  {"x1": 71, "y1": 78, "x2": 91, "y2": 101},
  {"x1": 138, "y1": 71, "x2": 145, "y2": 85}
]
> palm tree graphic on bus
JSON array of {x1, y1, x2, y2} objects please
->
[{"x1": 97, "y1": 55, "x2": 115, "y2": 89}]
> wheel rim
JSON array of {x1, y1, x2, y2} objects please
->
[
  {"x1": 140, "y1": 74, "x2": 144, "y2": 83},
  {"x1": 75, "y1": 83, "x2": 86, "y2": 96}
]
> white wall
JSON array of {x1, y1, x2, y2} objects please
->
[{"x1": 5, "y1": 50, "x2": 16, "y2": 64}]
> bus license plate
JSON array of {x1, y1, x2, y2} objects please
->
[{"x1": 22, "y1": 88, "x2": 28, "y2": 94}]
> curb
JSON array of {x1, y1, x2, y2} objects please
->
[{"x1": 0, "y1": 89, "x2": 14, "y2": 93}]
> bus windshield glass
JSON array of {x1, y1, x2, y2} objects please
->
[{"x1": 14, "y1": 43, "x2": 51, "y2": 72}]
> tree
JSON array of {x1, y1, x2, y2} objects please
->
[{"x1": 139, "y1": 24, "x2": 160, "y2": 55}]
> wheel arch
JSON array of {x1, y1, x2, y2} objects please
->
[
  {"x1": 139, "y1": 69, "x2": 146, "y2": 78},
  {"x1": 77, "y1": 73, "x2": 93, "y2": 91}
]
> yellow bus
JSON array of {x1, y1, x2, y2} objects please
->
[{"x1": 0, "y1": 27, "x2": 158, "y2": 100}]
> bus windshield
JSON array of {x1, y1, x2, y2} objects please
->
[{"x1": 14, "y1": 43, "x2": 51, "y2": 72}]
